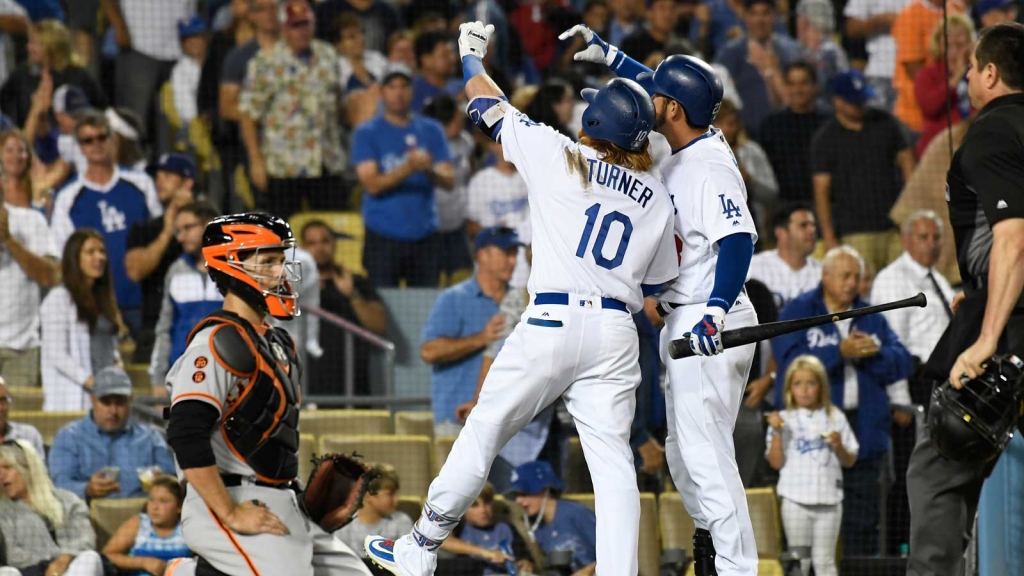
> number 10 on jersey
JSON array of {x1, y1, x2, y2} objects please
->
[{"x1": 575, "y1": 203, "x2": 633, "y2": 270}]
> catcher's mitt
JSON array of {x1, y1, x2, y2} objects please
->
[{"x1": 302, "y1": 452, "x2": 376, "y2": 532}]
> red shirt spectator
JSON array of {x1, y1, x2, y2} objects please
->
[{"x1": 912, "y1": 13, "x2": 974, "y2": 157}]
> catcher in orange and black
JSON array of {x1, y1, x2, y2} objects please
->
[{"x1": 162, "y1": 213, "x2": 374, "y2": 576}]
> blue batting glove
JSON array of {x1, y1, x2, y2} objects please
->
[
  {"x1": 558, "y1": 24, "x2": 619, "y2": 66},
  {"x1": 689, "y1": 306, "x2": 726, "y2": 356}
]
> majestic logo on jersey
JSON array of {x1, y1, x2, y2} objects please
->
[
  {"x1": 97, "y1": 200, "x2": 127, "y2": 233},
  {"x1": 719, "y1": 194, "x2": 742, "y2": 220}
]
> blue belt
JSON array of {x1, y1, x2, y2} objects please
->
[{"x1": 534, "y1": 292, "x2": 629, "y2": 313}]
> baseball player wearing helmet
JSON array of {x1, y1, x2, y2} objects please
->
[
  {"x1": 161, "y1": 213, "x2": 371, "y2": 576},
  {"x1": 365, "y1": 21, "x2": 678, "y2": 576},
  {"x1": 561, "y1": 26, "x2": 761, "y2": 576}
]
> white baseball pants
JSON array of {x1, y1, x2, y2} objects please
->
[
  {"x1": 779, "y1": 498, "x2": 841, "y2": 576},
  {"x1": 660, "y1": 303, "x2": 759, "y2": 576},
  {"x1": 422, "y1": 298, "x2": 642, "y2": 576}
]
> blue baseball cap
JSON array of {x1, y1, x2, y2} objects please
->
[
  {"x1": 507, "y1": 461, "x2": 564, "y2": 496},
  {"x1": 830, "y1": 69, "x2": 876, "y2": 106},
  {"x1": 977, "y1": 0, "x2": 1014, "y2": 16},
  {"x1": 155, "y1": 153, "x2": 197, "y2": 180},
  {"x1": 178, "y1": 15, "x2": 207, "y2": 39},
  {"x1": 53, "y1": 84, "x2": 91, "y2": 115},
  {"x1": 474, "y1": 226, "x2": 522, "y2": 252}
]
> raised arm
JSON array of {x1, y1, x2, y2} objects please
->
[{"x1": 558, "y1": 25, "x2": 654, "y2": 92}]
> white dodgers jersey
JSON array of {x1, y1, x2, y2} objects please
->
[
  {"x1": 659, "y1": 129, "x2": 758, "y2": 306},
  {"x1": 499, "y1": 107, "x2": 678, "y2": 313}
]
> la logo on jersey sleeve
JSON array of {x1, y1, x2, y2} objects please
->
[{"x1": 719, "y1": 194, "x2": 743, "y2": 226}]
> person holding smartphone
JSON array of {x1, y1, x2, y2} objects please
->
[{"x1": 48, "y1": 367, "x2": 175, "y2": 501}]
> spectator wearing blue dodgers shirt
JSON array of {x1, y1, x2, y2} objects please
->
[
  {"x1": 509, "y1": 461, "x2": 597, "y2": 575},
  {"x1": 50, "y1": 110, "x2": 163, "y2": 339},
  {"x1": 48, "y1": 366, "x2": 176, "y2": 501},
  {"x1": 351, "y1": 63, "x2": 454, "y2": 288},
  {"x1": 422, "y1": 227, "x2": 521, "y2": 437},
  {"x1": 772, "y1": 246, "x2": 912, "y2": 556}
]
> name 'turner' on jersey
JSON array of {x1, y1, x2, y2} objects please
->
[{"x1": 585, "y1": 158, "x2": 655, "y2": 209}]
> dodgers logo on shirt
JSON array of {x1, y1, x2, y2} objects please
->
[{"x1": 97, "y1": 200, "x2": 127, "y2": 233}]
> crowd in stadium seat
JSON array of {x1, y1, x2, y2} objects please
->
[{"x1": 0, "y1": 0, "x2": 1020, "y2": 573}]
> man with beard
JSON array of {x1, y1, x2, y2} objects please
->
[
  {"x1": 148, "y1": 201, "x2": 223, "y2": 396},
  {"x1": 299, "y1": 220, "x2": 387, "y2": 397},
  {"x1": 559, "y1": 25, "x2": 761, "y2": 574}
]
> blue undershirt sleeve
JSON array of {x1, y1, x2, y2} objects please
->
[{"x1": 708, "y1": 233, "x2": 755, "y2": 312}]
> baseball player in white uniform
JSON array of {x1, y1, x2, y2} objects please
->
[
  {"x1": 365, "y1": 21, "x2": 678, "y2": 576},
  {"x1": 561, "y1": 26, "x2": 762, "y2": 576}
]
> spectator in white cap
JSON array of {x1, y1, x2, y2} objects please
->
[{"x1": 48, "y1": 366, "x2": 175, "y2": 501}]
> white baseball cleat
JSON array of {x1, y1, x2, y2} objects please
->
[{"x1": 364, "y1": 535, "x2": 437, "y2": 576}]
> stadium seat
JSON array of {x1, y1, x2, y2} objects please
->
[
  {"x1": 299, "y1": 410, "x2": 392, "y2": 445},
  {"x1": 289, "y1": 212, "x2": 366, "y2": 275},
  {"x1": 7, "y1": 387, "x2": 43, "y2": 411},
  {"x1": 10, "y1": 411, "x2": 86, "y2": 445},
  {"x1": 680, "y1": 559, "x2": 785, "y2": 576},
  {"x1": 562, "y1": 493, "x2": 660, "y2": 576},
  {"x1": 124, "y1": 364, "x2": 149, "y2": 389},
  {"x1": 397, "y1": 495, "x2": 424, "y2": 522},
  {"x1": 659, "y1": 491, "x2": 696, "y2": 559},
  {"x1": 433, "y1": 436, "x2": 457, "y2": 476},
  {"x1": 564, "y1": 436, "x2": 592, "y2": 493},
  {"x1": 91, "y1": 497, "x2": 147, "y2": 549},
  {"x1": 394, "y1": 411, "x2": 435, "y2": 439},
  {"x1": 319, "y1": 434, "x2": 432, "y2": 497},
  {"x1": 298, "y1": 434, "x2": 316, "y2": 484},
  {"x1": 746, "y1": 487, "x2": 783, "y2": 558}
]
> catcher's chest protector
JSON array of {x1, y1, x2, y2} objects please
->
[{"x1": 186, "y1": 310, "x2": 302, "y2": 483}]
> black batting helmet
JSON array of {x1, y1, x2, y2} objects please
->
[{"x1": 928, "y1": 354, "x2": 1024, "y2": 463}]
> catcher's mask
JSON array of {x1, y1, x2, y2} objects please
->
[
  {"x1": 202, "y1": 213, "x2": 301, "y2": 319},
  {"x1": 928, "y1": 354, "x2": 1024, "y2": 463}
]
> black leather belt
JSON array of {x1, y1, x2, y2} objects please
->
[
  {"x1": 656, "y1": 302, "x2": 683, "y2": 318},
  {"x1": 221, "y1": 473, "x2": 294, "y2": 490}
]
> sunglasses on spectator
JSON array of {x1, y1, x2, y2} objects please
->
[
  {"x1": 79, "y1": 132, "x2": 110, "y2": 146},
  {"x1": 288, "y1": 20, "x2": 312, "y2": 28}
]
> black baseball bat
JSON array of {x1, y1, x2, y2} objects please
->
[{"x1": 667, "y1": 293, "x2": 928, "y2": 360}]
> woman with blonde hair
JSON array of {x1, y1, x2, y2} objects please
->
[
  {"x1": 0, "y1": 129, "x2": 51, "y2": 212},
  {"x1": 0, "y1": 19, "x2": 107, "y2": 127},
  {"x1": 0, "y1": 439, "x2": 103, "y2": 576},
  {"x1": 766, "y1": 355, "x2": 858, "y2": 576},
  {"x1": 913, "y1": 13, "x2": 976, "y2": 158}
]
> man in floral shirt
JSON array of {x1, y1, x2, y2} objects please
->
[{"x1": 239, "y1": 0, "x2": 346, "y2": 218}]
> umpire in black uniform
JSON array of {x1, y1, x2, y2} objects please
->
[{"x1": 906, "y1": 22, "x2": 1024, "y2": 576}]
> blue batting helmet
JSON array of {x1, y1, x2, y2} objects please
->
[
  {"x1": 580, "y1": 78, "x2": 655, "y2": 152},
  {"x1": 637, "y1": 54, "x2": 724, "y2": 127}
]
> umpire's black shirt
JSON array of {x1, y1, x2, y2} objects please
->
[{"x1": 947, "y1": 93, "x2": 1024, "y2": 287}]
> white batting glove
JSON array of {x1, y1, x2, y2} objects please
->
[
  {"x1": 558, "y1": 24, "x2": 619, "y2": 67},
  {"x1": 458, "y1": 21, "x2": 495, "y2": 60},
  {"x1": 689, "y1": 306, "x2": 726, "y2": 356}
]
